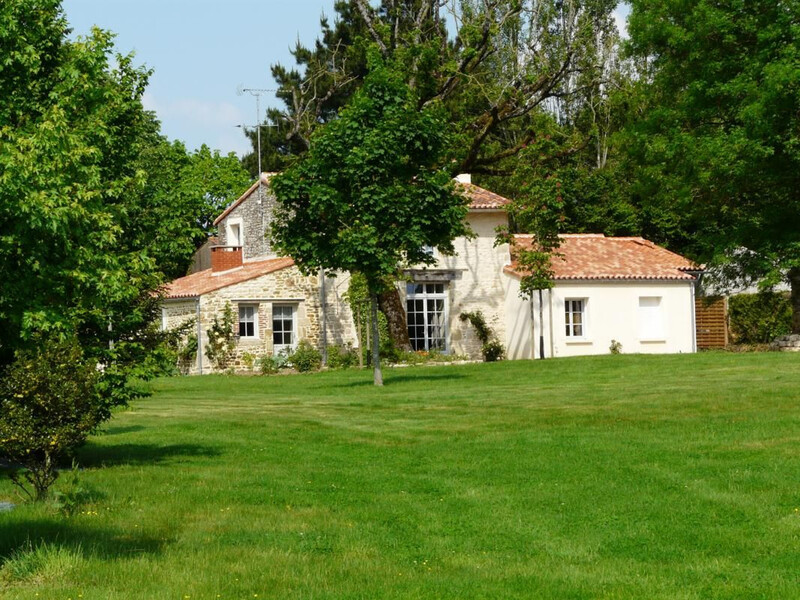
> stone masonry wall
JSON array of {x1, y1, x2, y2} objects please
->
[
  {"x1": 218, "y1": 184, "x2": 278, "y2": 259},
  {"x1": 322, "y1": 271, "x2": 358, "y2": 348},
  {"x1": 162, "y1": 299, "x2": 197, "y2": 330},
  {"x1": 193, "y1": 266, "x2": 356, "y2": 373}
]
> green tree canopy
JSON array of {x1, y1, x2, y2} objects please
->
[
  {"x1": 245, "y1": 0, "x2": 618, "y2": 177},
  {"x1": 626, "y1": 0, "x2": 800, "y2": 331},
  {"x1": 271, "y1": 56, "x2": 471, "y2": 384}
]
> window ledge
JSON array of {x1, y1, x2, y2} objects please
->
[
  {"x1": 565, "y1": 339, "x2": 593, "y2": 345},
  {"x1": 640, "y1": 339, "x2": 666, "y2": 343}
]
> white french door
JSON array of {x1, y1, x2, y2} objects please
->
[{"x1": 406, "y1": 282, "x2": 448, "y2": 352}]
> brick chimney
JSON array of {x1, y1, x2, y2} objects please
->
[{"x1": 211, "y1": 245, "x2": 243, "y2": 273}]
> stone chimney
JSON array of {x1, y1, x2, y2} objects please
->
[
  {"x1": 455, "y1": 173, "x2": 472, "y2": 184},
  {"x1": 210, "y1": 245, "x2": 243, "y2": 273}
]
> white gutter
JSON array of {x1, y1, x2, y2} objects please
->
[
  {"x1": 548, "y1": 288, "x2": 555, "y2": 358},
  {"x1": 196, "y1": 298, "x2": 203, "y2": 374},
  {"x1": 690, "y1": 280, "x2": 697, "y2": 353}
]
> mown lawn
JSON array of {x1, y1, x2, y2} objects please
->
[{"x1": 1, "y1": 353, "x2": 799, "y2": 599}]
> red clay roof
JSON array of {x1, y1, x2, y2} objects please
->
[
  {"x1": 213, "y1": 173, "x2": 276, "y2": 226},
  {"x1": 459, "y1": 182, "x2": 512, "y2": 210},
  {"x1": 505, "y1": 234, "x2": 700, "y2": 281},
  {"x1": 164, "y1": 257, "x2": 295, "y2": 299}
]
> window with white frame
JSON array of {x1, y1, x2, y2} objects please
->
[
  {"x1": 639, "y1": 296, "x2": 664, "y2": 340},
  {"x1": 226, "y1": 219, "x2": 242, "y2": 247},
  {"x1": 238, "y1": 304, "x2": 258, "y2": 338},
  {"x1": 406, "y1": 282, "x2": 447, "y2": 351},
  {"x1": 564, "y1": 298, "x2": 586, "y2": 337},
  {"x1": 272, "y1": 304, "x2": 295, "y2": 352}
]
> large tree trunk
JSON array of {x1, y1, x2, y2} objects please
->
[
  {"x1": 379, "y1": 287, "x2": 412, "y2": 351},
  {"x1": 789, "y1": 267, "x2": 800, "y2": 334},
  {"x1": 371, "y1": 295, "x2": 383, "y2": 386}
]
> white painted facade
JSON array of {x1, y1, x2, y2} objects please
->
[
  {"x1": 401, "y1": 209, "x2": 511, "y2": 359},
  {"x1": 504, "y1": 277, "x2": 697, "y2": 359}
]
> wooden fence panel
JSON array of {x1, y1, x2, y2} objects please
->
[{"x1": 696, "y1": 297, "x2": 728, "y2": 349}]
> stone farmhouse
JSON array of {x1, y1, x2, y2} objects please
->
[{"x1": 162, "y1": 173, "x2": 704, "y2": 373}]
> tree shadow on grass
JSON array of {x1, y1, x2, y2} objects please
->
[
  {"x1": 75, "y1": 443, "x2": 221, "y2": 468},
  {"x1": 98, "y1": 425, "x2": 146, "y2": 436},
  {"x1": 337, "y1": 372, "x2": 467, "y2": 388},
  {"x1": 0, "y1": 517, "x2": 171, "y2": 566}
]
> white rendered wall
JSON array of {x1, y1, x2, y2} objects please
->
[
  {"x1": 504, "y1": 278, "x2": 696, "y2": 358},
  {"x1": 404, "y1": 210, "x2": 510, "y2": 358}
]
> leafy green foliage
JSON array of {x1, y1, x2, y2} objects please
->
[
  {"x1": 496, "y1": 154, "x2": 566, "y2": 297},
  {"x1": 459, "y1": 311, "x2": 505, "y2": 362},
  {"x1": 728, "y1": 293, "x2": 792, "y2": 345},
  {"x1": 253, "y1": 1, "x2": 619, "y2": 178},
  {"x1": 0, "y1": 337, "x2": 114, "y2": 501},
  {"x1": 272, "y1": 56, "x2": 471, "y2": 385},
  {"x1": 131, "y1": 141, "x2": 251, "y2": 280},
  {"x1": 258, "y1": 350, "x2": 290, "y2": 375},
  {"x1": 0, "y1": 1, "x2": 248, "y2": 390},
  {"x1": 289, "y1": 341, "x2": 323, "y2": 373},
  {"x1": 481, "y1": 339, "x2": 506, "y2": 363},
  {"x1": 205, "y1": 304, "x2": 236, "y2": 372},
  {"x1": 272, "y1": 56, "x2": 471, "y2": 292},
  {"x1": 626, "y1": 0, "x2": 800, "y2": 324},
  {"x1": 326, "y1": 344, "x2": 359, "y2": 370}
]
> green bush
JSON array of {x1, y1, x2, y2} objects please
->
[
  {"x1": 289, "y1": 341, "x2": 322, "y2": 372},
  {"x1": 482, "y1": 339, "x2": 505, "y2": 362},
  {"x1": 728, "y1": 292, "x2": 792, "y2": 344},
  {"x1": 258, "y1": 350, "x2": 290, "y2": 375},
  {"x1": 0, "y1": 337, "x2": 110, "y2": 501},
  {"x1": 327, "y1": 344, "x2": 359, "y2": 369}
]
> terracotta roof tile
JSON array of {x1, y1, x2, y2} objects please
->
[
  {"x1": 458, "y1": 182, "x2": 512, "y2": 210},
  {"x1": 164, "y1": 257, "x2": 295, "y2": 299},
  {"x1": 505, "y1": 234, "x2": 700, "y2": 281}
]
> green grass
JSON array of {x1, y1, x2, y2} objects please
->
[{"x1": 1, "y1": 353, "x2": 800, "y2": 599}]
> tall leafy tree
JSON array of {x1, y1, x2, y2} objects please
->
[
  {"x1": 248, "y1": 0, "x2": 618, "y2": 175},
  {"x1": 256, "y1": 0, "x2": 618, "y2": 347},
  {"x1": 0, "y1": 1, "x2": 248, "y2": 373},
  {"x1": 132, "y1": 141, "x2": 251, "y2": 280},
  {"x1": 0, "y1": 0, "x2": 159, "y2": 367},
  {"x1": 271, "y1": 57, "x2": 471, "y2": 385},
  {"x1": 626, "y1": 0, "x2": 800, "y2": 332}
]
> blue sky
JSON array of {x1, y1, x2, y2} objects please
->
[
  {"x1": 63, "y1": 0, "x2": 338, "y2": 156},
  {"x1": 62, "y1": 1, "x2": 629, "y2": 157}
]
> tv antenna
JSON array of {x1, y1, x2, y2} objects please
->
[{"x1": 236, "y1": 85, "x2": 276, "y2": 200}]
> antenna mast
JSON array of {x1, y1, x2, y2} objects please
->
[{"x1": 237, "y1": 86, "x2": 274, "y2": 201}]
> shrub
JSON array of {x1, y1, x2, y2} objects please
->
[
  {"x1": 259, "y1": 349, "x2": 290, "y2": 375},
  {"x1": 728, "y1": 292, "x2": 792, "y2": 344},
  {"x1": 176, "y1": 333, "x2": 198, "y2": 375},
  {"x1": 327, "y1": 344, "x2": 359, "y2": 369},
  {"x1": 609, "y1": 339, "x2": 622, "y2": 354},
  {"x1": 241, "y1": 352, "x2": 256, "y2": 372},
  {"x1": 206, "y1": 303, "x2": 236, "y2": 371},
  {"x1": 258, "y1": 355, "x2": 279, "y2": 375},
  {"x1": 0, "y1": 337, "x2": 111, "y2": 501},
  {"x1": 482, "y1": 339, "x2": 505, "y2": 362},
  {"x1": 290, "y1": 341, "x2": 322, "y2": 373}
]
